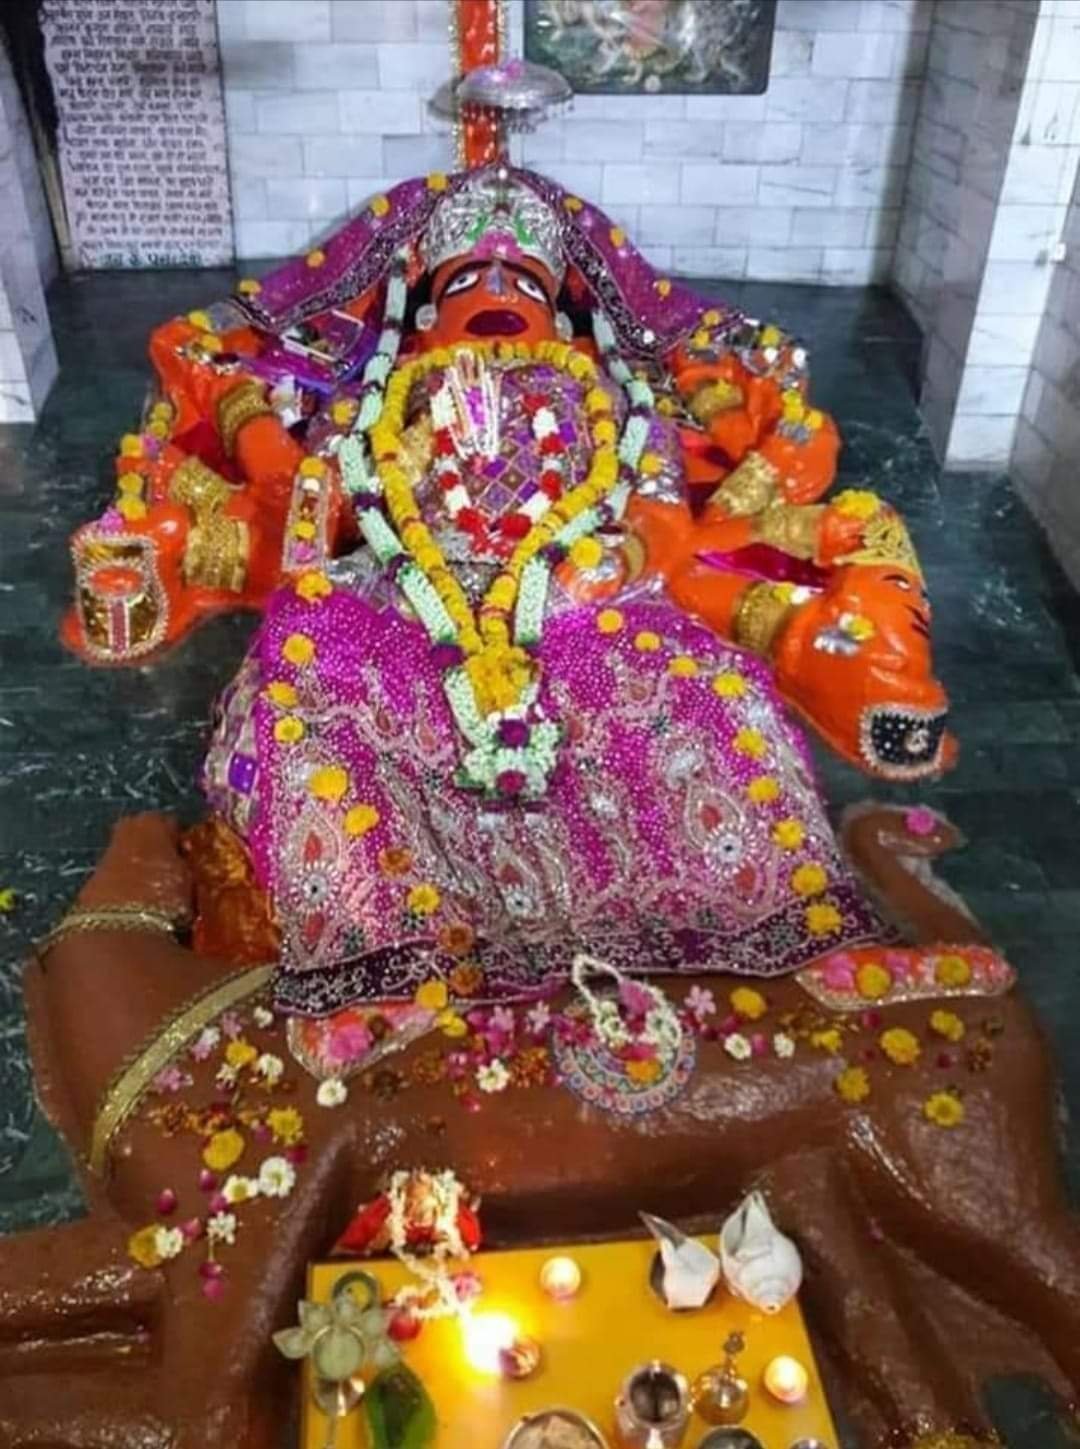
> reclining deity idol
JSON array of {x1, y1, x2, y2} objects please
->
[
  {"x1": 12, "y1": 164, "x2": 1078, "y2": 1449},
  {"x1": 63, "y1": 165, "x2": 952, "y2": 784}
]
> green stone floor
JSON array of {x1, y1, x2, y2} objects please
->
[{"x1": 0, "y1": 269, "x2": 1078, "y2": 1446}]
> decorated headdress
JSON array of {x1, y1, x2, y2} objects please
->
[
  {"x1": 239, "y1": 165, "x2": 740, "y2": 360},
  {"x1": 420, "y1": 166, "x2": 566, "y2": 285}
]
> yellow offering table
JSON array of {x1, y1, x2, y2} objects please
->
[{"x1": 303, "y1": 1238, "x2": 837, "y2": 1449}]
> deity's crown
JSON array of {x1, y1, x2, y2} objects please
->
[{"x1": 421, "y1": 167, "x2": 566, "y2": 286}]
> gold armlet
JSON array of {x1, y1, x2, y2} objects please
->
[
  {"x1": 216, "y1": 381, "x2": 272, "y2": 457},
  {"x1": 37, "y1": 905, "x2": 187, "y2": 961},
  {"x1": 707, "y1": 452, "x2": 780, "y2": 518},
  {"x1": 168, "y1": 455, "x2": 232, "y2": 516},
  {"x1": 688, "y1": 379, "x2": 744, "y2": 425},
  {"x1": 732, "y1": 581, "x2": 795, "y2": 658}
]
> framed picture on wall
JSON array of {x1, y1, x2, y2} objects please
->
[{"x1": 523, "y1": 0, "x2": 778, "y2": 96}]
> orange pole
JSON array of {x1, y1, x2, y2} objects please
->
[{"x1": 451, "y1": 0, "x2": 505, "y2": 169}]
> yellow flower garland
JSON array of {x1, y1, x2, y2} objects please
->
[{"x1": 372, "y1": 340, "x2": 620, "y2": 716}]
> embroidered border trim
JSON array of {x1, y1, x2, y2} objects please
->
[{"x1": 89, "y1": 962, "x2": 274, "y2": 1176}]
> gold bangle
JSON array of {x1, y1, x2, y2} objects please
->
[
  {"x1": 216, "y1": 381, "x2": 271, "y2": 457},
  {"x1": 168, "y1": 455, "x2": 232, "y2": 516},
  {"x1": 36, "y1": 905, "x2": 186, "y2": 961},
  {"x1": 732, "y1": 581, "x2": 794, "y2": 658}
]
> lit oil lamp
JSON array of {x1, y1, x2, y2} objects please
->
[
  {"x1": 761, "y1": 1354, "x2": 808, "y2": 1405},
  {"x1": 539, "y1": 1255, "x2": 583, "y2": 1300}
]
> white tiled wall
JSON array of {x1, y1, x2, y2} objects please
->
[
  {"x1": 219, "y1": 0, "x2": 931, "y2": 284},
  {"x1": 0, "y1": 41, "x2": 57, "y2": 423}
]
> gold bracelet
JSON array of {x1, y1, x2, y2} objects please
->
[
  {"x1": 168, "y1": 455, "x2": 232, "y2": 515},
  {"x1": 216, "y1": 381, "x2": 272, "y2": 457},
  {"x1": 36, "y1": 905, "x2": 186, "y2": 961},
  {"x1": 732, "y1": 581, "x2": 795, "y2": 659}
]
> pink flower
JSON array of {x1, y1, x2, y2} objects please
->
[
  {"x1": 96, "y1": 507, "x2": 125, "y2": 534},
  {"x1": 904, "y1": 806, "x2": 938, "y2": 837},
  {"x1": 750, "y1": 1033, "x2": 768, "y2": 1058},
  {"x1": 490, "y1": 1006, "x2": 516, "y2": 1038},
  {"x1": 496, "y1": 769, "x2": 527, "y2": 796},
  {"x1": 821, "y1": 953, "x2": 856, "y2": 990},
  {"x1": 525, "y1": 1002, "x2": 552, "y2": 1037},
  {"x1": 685, "y1": 985, "x2": 716, "y2": 1020},
  {"x1": 152, "y1": 1065, "x2": 191, "y2": 1093},
  {"x1": 621, "y1": 1041, "x2": 658, "y2": 1062},
  {"x1": 619, "y1": 980, "x2": 655, "y2": 1018},
  {"x1": 220, "y1": 1012, "x2": 244, "y2": 1040},
  {"x1": 885, "y1": 950, "x2": 918, "y2": 981},
  {"x1": 719, "y1": 1013, "x2": 740, "y2": 1034},
  {"x1": 325, "y1": 1020, "x2": 373, "y2": 1066},
  {"x1": 156, "y1": 1189, "x2": 178, "y2": 1216},
  {"x1": 453, "y1": 1271, "x2": 483, "y2": 1303}
]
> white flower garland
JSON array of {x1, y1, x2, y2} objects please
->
[{"x1": 384, "y1": 1170, "x2": 473, "y2": 1322}]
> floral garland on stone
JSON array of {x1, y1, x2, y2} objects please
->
[{"x1": 339, "y1": 328, "x2": 653, "y2": 800}]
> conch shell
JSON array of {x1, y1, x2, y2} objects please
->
[{"x1": 719, "y1": 1191, "x2": 802, "y2": 1314}]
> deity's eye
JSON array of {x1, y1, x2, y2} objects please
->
[
  {"x1": 443, "y1": 269, "x2": 481, "y2": 297},
  {"x1": 884, "y1": 572, "x2": 912, "y2": 592},
  {"x1": 514, "y1": 273, "x2": 548, "y2": 304}
]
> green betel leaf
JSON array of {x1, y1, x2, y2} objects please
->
[{"x1": 364, "y1": 1364, "x2": 436, "y2": 1449}]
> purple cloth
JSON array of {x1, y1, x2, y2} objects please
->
[{"x1": 205, "y1": 586, "x2": 884, "y2": 1017}]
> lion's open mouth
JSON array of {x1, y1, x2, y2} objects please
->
[{"x1": 860, "y1": 704, "x2": 948, "y2": 779}]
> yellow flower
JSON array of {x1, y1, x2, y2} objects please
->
[
  {"x1": 923, "y1": 1091, "x2": 965, "y2": 1128},
  {"x1": 734, "y1": 727, "x2": 766, "y2": 759},
  {"x1": 299, "y1": 456, "x2": 327, "y2": 479},
  {"x1": 569, "y1": 536, "x2": 603, "y2": 570},
  {"x1": 426, "y1": 172, "x2": 449, "y2": 191},
  {"x1": 584, "y1": 386, "x2": 612, "y2": 416},
  {"x1": 150, "y1": 401, "x2": 173, "y2": 421},
  {"x1": 267, "y1": 1107, "x2": 304, "y2": 1146},
  {"x1": 639, "y1": 452, "x2": 662, "y2": 477},
  {"x1": 730, "y1": 987, "x2": 767, "y2": 1021},
  {"x1": 370, "y1": 195, "x2": 390, "y2": 216},
  {"x1": 344, "y1": 803, "x2": 380, "y2": 838},
  {"x1": 309, "y1": 765, "x2": 349, "y2": 803},
  {"x1": 626, "y1": 1057, "x2": 663, "y2": 1085},
  {"x1": 610, "y1": 226, "x2": 626, "y2": 246},
  {"x1": 437, "y1": 1009, "x2": 468, "y2": 1038},
  {"x1": 855, "y1": 962, "x2": 892, "y2": 1000},
  {"x1": 703, "y1": 309, "x2": 721, "y2": 325},
  {"x1": 295, "y1": 570, "x2": 333, "y2": 602},
  {"x1": 843, "y1": 614, "x2": 876, "y2": 643},
  {"x1": 880, "y1": 1027, "x2": 921, "y2": 1066},
  {"x1": 306, "y1": 248, "x2": 326, "y2": 268},
  {"x1": 772, "y1": 818, "x2": 805, "y2": 850},
  {"x1": 810, "y1": 1026, "x2": 842, "y2": 1054},
  {"x1": 416, "y1": 979, "x2": 449, "y2": 1012},
  {"x1": 187, "y1": 309, "x2": 213, "y2": 330},
  {"x1": 929, "y1": 1010, "x2": 965, "y2": 1043},
  {"x1": 282, "y1": 632, "x2": 315, "y2": 667},
  {"x1": 835, "y1": 1066, "x2": 871, "y2": 1104},
  {"x1": 128, "y1": 1225, "x2": 164, "y2": 1269},
  {"x1": 266, "y1": 681, "x2": 297, "y2": 707},
  {"x1": 146, "y1": 419, "x2": 169, "y2": 439},
  {"x1": 119, "y1": 432, "x2": 144, "y2": 458},
  {"x1": 592, "y1": 418, "x2": 617, "y2": 445},
  {"x1": 226, "y1": 1039, "x2": 257, "y2": 1069},
  {"x1": 331, "y1": 399, "x2": 357, "y2": 426},
  {"x1": 274, "y1": 716, "x2": 305, "y2": 745},
  {"x1": 691, "y1": 328, "x2": 710, "y2": 350},
  {"x1": 407, "y1": 882, "x2": 441, "y2": 916},
  {"x1": 117, "y1": 495, "x2": 147, "y2": 522},
  {"x1": 634, "y1": 630, "x2": 662, "y2": 652},
  {"x1": 656, "y1": 279, "x2": 672, "y2": 297},
  {"x1": 668, "y1": 655, "x2": 699, "y2": 678},
  {"x1": 237, "y1": 277, "x2": 262, "y2": 296},
  {"x1": 203, "y1": 1129, "x2": 245, "y2": 1172},
  {"x1": 834, "y1": 489, "x2": 881, "y2": 521},
  {"x1": 791, "y1": 863, "x2": 828, "y2": 897},
  {"x1": 712, "y1": 671, "x2": 747, "y2": 698},
  {"x1": 657, "y1": 396, "x2": 677, "y2": 416},
  {"x1": 564, "y1": 196, "x2": 583, "y2": 212},
  {"x1": 760, "y1": 324, "x2": 781, "y2": 348},
  {"x1": 747, "y1": 775, "x2": 780, "y2": 804},
  {"x1": 806, "y1": 902, "x2": 842, "y2": 937},
  {"x1": 198, "y1": 333, "x2": 222, "y2": 354},
  {"x1": 806, "y1": 408, "x2": 824, "y2": 430},
  {"x1": 293, "y1": 520, "x2": 316, "y2": 541},
  {"x1": 597, "y1": 608, "x2": 624, "y2": 635},
  {"x1": 935, "y1": 953, "x2": 972, "y2": 988}
]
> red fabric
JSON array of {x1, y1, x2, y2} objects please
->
[{"x1": 694, "y1": 543, "x2": 829, "y2": 590}]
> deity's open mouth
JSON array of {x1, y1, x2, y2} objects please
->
[
  {"x1": 860, "y1": 704, "x2": 948, "y2": 779},
  {"x1": 465, "y1": 310, "x2": 528, "y2": 337}
]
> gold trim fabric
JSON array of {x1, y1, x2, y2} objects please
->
[
  {"x1": 707, "y1": 451, "x2": 779, "y2": 517},
  {"x1": 687, "y1": 379, "x2": 744, "y2": 424},
  {"x1": 90, "y1": 963, "x2": 274, "y2": 1175},
  {"x1": 732, "y1": 581, "x2": 793, "y2": 658},
  {"x1": 216, "y1": 380, "x2": 272, "y2": 457},
  {"x1": 168, "y1": 456, "x2": 232, "y2": 514},
  {"x1": 751, "y1": 501, "x2": 824, "y2": 559}
]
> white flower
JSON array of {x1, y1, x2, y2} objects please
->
[
  {"x1": 222, "y1": 1175, "x2": 260, "y2": 1205},
  {"x1": 255, "y1": 1052, "x2": 284, "y2": 1085},
  {"x1": 258, "y1": 1156, "x2": 297, "y2": 1199},
  {"x1": 476, "y1": 1060, "x2": 510, "y2": 1094},
  {"x1": 153, "y1": 1227, "x2": 184, "y2": 1261},
  {"x1": 532, "y1": 407, "x2": 557, "y2": 439},
  {"x1": 215, "y1": 1062, "x2": 239, "y2": 1088},
  {"x1": 316, "y1": 1077, "x2": 348, "y2": 1108},
  {"x1": 773, "y1": 1032, "x2": 795, "y2": 1059},
  {"x1": 253, "y1": 1006, "x2": 274, "y2": 1029},
  {"x1": 207, "y1": 1212, "x2": 237, "y2": 1246},
  {"x1": 724, "y1": 1033, "x2": 752, "y2": 1061},
  {"x1": 685, "y1": 985, "x2": 716, "y2": 1020}
]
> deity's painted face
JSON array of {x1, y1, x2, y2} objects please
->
[{"x1": 424, "y1": 254, "x2": 558, "y2": 350}]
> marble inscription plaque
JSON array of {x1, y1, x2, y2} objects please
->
[{"x1": 42, "y1": 0, "x2": 233, "y2": 269}]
